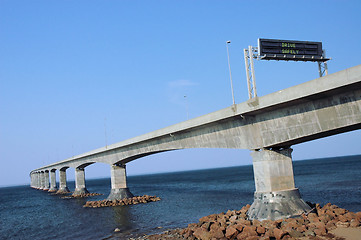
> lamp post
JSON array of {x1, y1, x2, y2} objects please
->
[
  {"x1": 184, "y1": 95, "x2": 189, "y2": 120},
  {"x1": 226, "y1": 40, "x2": 235, "y2": 105}
]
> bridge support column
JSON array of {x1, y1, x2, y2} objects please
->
[
  {"x1": 39, "y1": 171, "x2": 45, "y2": 190},
  {"x1": 43, "y1": 171, "x2": 50, "y2": 191},
  {"x1": 73, "y1": 167, "x2": 89, "y2": 195},
  {"x1": 36, "y1": 172, "x2": 41, "y2": 189},
  {"x1": 30, "y1": 174, "x2": 33, "y2": 188},
  {"x1": 32, "y1": 174, "x2": 36, "y2": 188},
  {"x1": 247, "y1": 148, "x2": 311, "y2": 221},
  {"x1": 56, "y1": 169, "x2": 70, "y2": 194},
  {"x1": 48, "y1": 170, "x2": 58, "y2": 192},
  {"x1": 30, "y1": 174, "x2": 34, "y2": 188},
  {"x1": 107, "y1": 164, "x2": 134, "y2": 200}
]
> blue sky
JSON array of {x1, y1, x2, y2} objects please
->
[{"x1": 1, "y1": 0, "x2": 361, "y2": 187}]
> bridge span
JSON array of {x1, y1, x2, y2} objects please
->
[{"x1": 30, "y1": 64, "x2": 361, "y2": 220}]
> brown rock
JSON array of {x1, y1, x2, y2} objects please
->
[
  {"x1": 338, "y1": 214, "x2": 348, "y2": 223},
  {"x1": 201, "y1": 222, "x2": 211, "y2": 231},
  {"x1": 273, "y1": 228, "x2": 287, "y2": 240},
  {"x1": 296, "y1": 225, "x2": 307, "y2": 233},
  {"x1": 226, "y1": 210, "x2": 233, "y2": 216},
  {"x1": 308, "y1": 213, "x2": 318, "y2": 218},
  {"x1": 256, "y1": 226, "x2": 266, "y2": 235},
  {"x1": 237, "y1": 219, "x2": 251, "y2": 226},
  {"x1": 350, "y1": 219, "x2": 360, "y2": 228},
  {"x1": 225, "y1": 226, "x2": 238, "y2": 239},
  {"x1": 325, "y1": 221, "x2": 336, "y2": 231},
  {"x1": 303, "y1": 230, "x2": 315, "y2": 237},
  {"x1": 323, "y1": 203, "x2": 332, "y2": 209},
  {"x1": 236, "y1": 232, "x2": 247, "y2": 240},
  {"x1": 264, "y1": 228, "x2": 275, "y2": 238},
  {"x1": 234, "y1": 224, "x2": 244, "y2": 232},
  {"x1": 261, "y1": 220, "x2": 277, "y2": 229},
  {"x1": 314, "y1": 221, "x2": 326, "y2": 230},
  {"x1": 200, "y1": 214, "x2": 218, "y2": 223},
  {"x1": 239, "y1": 213, "x2": 247, "y2": 219},
  {"x1": 209, "y1": 227, "x2": 224, "y2": 239},
  {"x1": 245, "y1": 236, "x2": 259, "y2": 240},
  {"x1": 188, "y1": 223, "x2": 198, "y2": 230},
  {"x1": 336, "y1": 221, "x2": 350, "y2": 228},
  {"x1": 229, "y1": 215, "x2": 238, "y2": 223},
  {"x1": 252, "y1": 219, "x2": 261, "y2": 227},
  {"x1": 183, "y1": 229, "x2": 194, "y2": 238},
  {"x1": 334, "y1": 208, "x2": 346, "y2": 216},
  {"x1": 219, "y1": 219, "x2": 227, "y2": 228},
  {"x1": 325, "y1": 209, "x2": 335, "y2": 218},
  {"x1": 319, "y1": 214, "x2": 332, "y2": 223},
  {"x1": 193, "y1": 227, "x2": 212, "y2": 240},
  {"x1": 330, "y1": 204, "x2": 339, "y2": 209},
  {"x1": 288, "y1": 229, "x2": 304, "y2": 238},
  {"x1": 242, "y1": 226, "x2": 257, "y2": 237},
  {"x1": 345, "y1": 212, "x2": 356, "y2": 221},
  {"x1": 314, "y1": 227, "x2": 326, "y2": 236},
  {"x1": 258, "y1": 237, "x2": 271, "y2": 240}
]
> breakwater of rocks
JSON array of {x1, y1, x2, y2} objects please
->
[
  {"x1": 61, "y1": 193, "x2": 103, "y2": 199},
  {"x1": 141, "y1": 203, "x2": 361, "y2": 240},
  {"x1": 83, "y1": 195, "x2": 161, "y2": 208}
]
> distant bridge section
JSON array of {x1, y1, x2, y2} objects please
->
[{"x1": 30, "y1": 64, "x2": 361, "y2": 220}]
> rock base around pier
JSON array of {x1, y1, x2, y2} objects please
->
[
  {"x1": 84, "y1": 195, "x2": 161, "y2": 208},
  {"x1": 62, "y1": 193, "x2": 103, "y2": 199},
  {"x1": 142, "y1": 203, "x2": 361, "y2": 240},
  {"x1": 55, "y1": 187, "x2": 70, "y2": 194}
]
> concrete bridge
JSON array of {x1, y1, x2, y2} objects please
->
[{"x1": 30, "y1": 64, "x2": 361, "y2": 220}]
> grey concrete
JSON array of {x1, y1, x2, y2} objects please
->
[
  {"x1": 43, "y1": 171, "x2": 50, "y2": 190},
  {"x1": 39, "y1": 172, "x2": 44, "y2": 190},
  {"x1": 31, "y1": 174, "x2": 35, "y2": 188},
  {"x1": 248, "y1": 188, "x2": 311, "y2": 221},
  {"x1": 247, "y1": 148, "x2": 311, "y2": 220},
  {"x1": 73, "y1": 167, "x2": 89, "y2": 195},
  {"x1": 56, "y1": 169, "x2": 70, "y2": 194},
  {"x1": 35, "y1": 173, "x2": 40, "y2": 189},
  {"x1": 39, "y1": 171, "x2": 44, "y2": 190},
  {"x1": 30, "y1": 64, "x2": 361, "y2": 219},
  {"x1": 107, "y1": 164, "x2": 134, "y2": 200},
  {"x1": 48, "y1": 170, "x2": 58, "y2": 192}
]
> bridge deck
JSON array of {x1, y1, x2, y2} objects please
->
[{"x1": 31, "y1": 64, "x2": 361, "y2": 172}]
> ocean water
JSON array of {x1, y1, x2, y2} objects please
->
[{"x1": 1, "y1": 155, "x2": 360, "y2": 240}]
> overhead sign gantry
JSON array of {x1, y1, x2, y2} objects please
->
[{"x1": 244, "y1": 38, "x2": 330, "y2": 99}]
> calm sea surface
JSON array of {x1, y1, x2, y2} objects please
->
[{"x1": 1, "y1": 155, "x2": 361, "y2": 240}]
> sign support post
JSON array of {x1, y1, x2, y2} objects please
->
[{"x1": 244, "y1": 46, "x2": 258, "y2": 99}]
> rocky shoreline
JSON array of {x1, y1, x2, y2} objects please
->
[
  {"x1": 135, "y1": 203, "x2": 361, "y2": 240},
  {"x1": 84, "y1": 195, "x2": 161, "y2": 208}
]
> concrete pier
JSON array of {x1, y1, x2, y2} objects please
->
[
  {"x1": 43, "y1": 170, "x2": 50, "y2": 191},
  {"x1": 30, "y1": 173, "x2": 35, "y2": 188},
  {"x1": 36, "y1": 172, "x2": 40, "y2": 189},
  {"x1": 73, "y1": 167, "x2": 89, "y2": 195},
  {"x1": 247, "y1": 148, "x2": 311, "y2": 221},
  {"x1": 39, "y1": 171, "x2": 45, "y2": 190},
  {"x1": 56, "y1": 168, "x2": 70, "y2": 194},
  {"x1": 48, "y1": 169, "x2": 58, "y2": 192},
  {"x1": 107, "y1": 163, "x2": 134, "y2": 200}
]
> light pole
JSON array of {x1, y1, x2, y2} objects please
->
[
  {"x1": 184, "y1": 95, "x2": 189, "y2": 120},
  {"x1": 226, "y1": 40, "x2": 235, "y2": 105}
]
